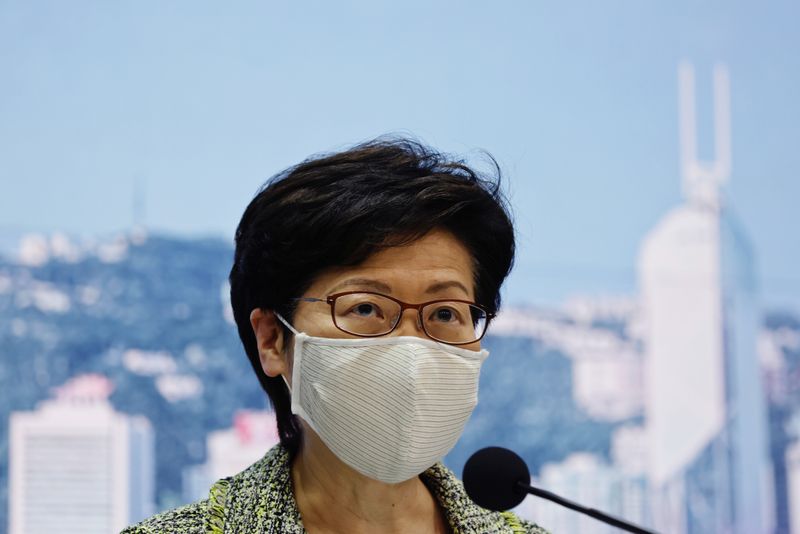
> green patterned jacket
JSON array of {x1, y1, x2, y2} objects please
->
[{"x1": 122, "y1": 443, "x2": 550, "y2": 534}]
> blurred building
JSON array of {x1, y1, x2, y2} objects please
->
[
  {"x1": 610, "y1": 425, "x2": 649, "y2": 525},
  {"x1": 518, "y1": 451, "x2": 647, "y2": 533},
  {"x1": 490, "y1": 302, "x2": 644, "y2": 423},
  {"x1": 637, "y1": 63, "x2": 772, "y2": 533},
  {"x1": 788, "y1": 440, "x2": 800, "y2": 534},
  {"x1": 8, "y1": 374, "x2": 154, "y2": 534},
  {"x1": 183, "y1": 410, "x2": 280, "y2": 503}
]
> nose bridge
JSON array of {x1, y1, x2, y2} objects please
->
[{"x1": 393, "y1": 303, "x2": 424, "y2": 337}]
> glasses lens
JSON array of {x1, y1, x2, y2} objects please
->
[
  {"x1": 332, "y1": 293, "x2": 401, "y2": 336},
  {"x1": 422, "y1": 301, "x2": 487, "y2": 344}
]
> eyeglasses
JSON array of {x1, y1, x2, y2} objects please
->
[{"x1": 293, "y1": 291, "x2": 494, "y2": 345}]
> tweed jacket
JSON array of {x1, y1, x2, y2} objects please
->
[{"x1": 122, "y1": 444, "x2": 550, "y2": 534}]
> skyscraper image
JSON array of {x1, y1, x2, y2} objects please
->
[
  {"x1": 8, "y1": 374, "x2": 155, "y2": 534},
  {"x1": 638, "y1": 63, "x2": 772, "y2": 533}
]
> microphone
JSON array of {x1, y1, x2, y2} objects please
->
[{"x1": 463, "y1": 447, "x2": 659, "y2": 534}]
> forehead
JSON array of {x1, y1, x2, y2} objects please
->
[{"x1": 307, "y1": 229, "x2": 475, "y2": 299}]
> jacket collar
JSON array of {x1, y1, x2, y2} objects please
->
[{"x1": 205, "y1": 444, "x2": 520, "y2": 534}]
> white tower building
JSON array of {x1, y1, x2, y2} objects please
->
[
  {"x1": 637, "y1": 62, "x2": 772, "y2": 533},
  {"x1": 9, "y1": 374, "x2": 155, "y2": 534}
]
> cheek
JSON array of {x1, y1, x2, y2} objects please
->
[{"x1": 295, "y1": 311, "x2": 349, "y2": 339}]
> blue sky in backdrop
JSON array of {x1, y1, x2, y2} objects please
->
[{"x1": 1, "y1": 1, "x2": 798, "y2": 311}]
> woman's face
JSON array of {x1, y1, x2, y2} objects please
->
[
  {"x1": 252, "y1": 228, "x2": 481, "y2": 383},
  {"x1": 295, "y1": 228, "x2": 480, "y2": 350}
]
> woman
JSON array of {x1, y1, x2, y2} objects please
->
[{"x1": 123, "y1": 138, "x2": 549, "y2": 533}]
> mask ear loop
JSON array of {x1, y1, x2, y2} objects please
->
[
  {"x1": 273, "y1": 312, "x2": 299, "y2": 392},
  {"x1": 274, "y1": 312, "x2": 300, "y2": 335},
  {"x1": 281, "y1": 374, "x2": 292, "y2": 393}
]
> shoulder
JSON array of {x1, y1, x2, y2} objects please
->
[
  {"x1": 422, "y1": 463, "x2": 551, "y2": 534},
  {"x1": 120, "y1": 444, "x2": 295, "y2": 534},
  {"x1": 499, "y1": 510, "x2": 551, "y2": 534},
  {"x1": 119, "y1": 499, "x2": 208, "y2": 534}
]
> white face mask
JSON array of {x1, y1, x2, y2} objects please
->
[{"x1": 276, "y1": 314, "x2": 489, "y2": 484}]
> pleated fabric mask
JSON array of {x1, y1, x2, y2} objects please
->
[{"x1": 276, "y1": 314, "x2": 489, "y2": 484}]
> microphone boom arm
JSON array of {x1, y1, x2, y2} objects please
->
[{"x1": 517, "y1": 481, "x2": 659, "y2": 534}]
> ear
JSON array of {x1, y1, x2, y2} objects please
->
[{"x1": 249, "y1": 308, "x2": 288, "y2": 379}]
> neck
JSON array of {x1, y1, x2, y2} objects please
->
[{"x1": 291, "y1": 427, "x2": 447, "y2": 533}]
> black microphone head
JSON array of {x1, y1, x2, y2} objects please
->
[{"x1": 462, "y1": 446, "x2": 530, "y2": 511}]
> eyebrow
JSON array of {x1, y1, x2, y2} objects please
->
[
  {"x1": 425, "y1": 280, "x2": 471, "y2": 297},
  {"x1": 326, "y1": 278, "x2": 471, "y2": 298},
  {"x1": 328, "y1": 278, "x2": 393, "y2": 294}
]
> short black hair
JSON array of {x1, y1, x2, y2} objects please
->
[{"x1": 229, "y1": 137, "x2": 515, "y2": 456}]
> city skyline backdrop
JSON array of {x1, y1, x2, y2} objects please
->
[{"x1": 1, "y1": 1, "x2": 798, "y2": 313}]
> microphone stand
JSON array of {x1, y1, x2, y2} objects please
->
[{"x1": 517, "y1": 481, "x2": 659, "y2": 534}]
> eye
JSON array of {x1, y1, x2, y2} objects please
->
[
  {"x1": 428, "y1": 305, "x2": 463, "y2": 324},
  {"x1": 436, "y1": 308, "x2": 454, "y2": 321},
  {"x1": 354, "y1": 303, "x2": 377, "y2": 316},
  {"x1": 345, "y1": 300, "x2": 386, "y2": 319}
]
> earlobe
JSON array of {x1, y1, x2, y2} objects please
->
[{"x1": 249, "y1": 308, "x2": 287, "y2": 378}]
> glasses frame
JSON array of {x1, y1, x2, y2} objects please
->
[{"x1": 293, "y1": 290, "x2": 495, "y2": 346}]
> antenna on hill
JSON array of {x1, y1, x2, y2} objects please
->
[{"x1": 132, "y1": 175, "x2": 148, "y2": 243}]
